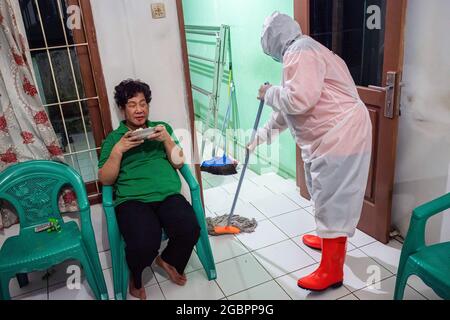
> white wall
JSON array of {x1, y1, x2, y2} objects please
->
[
  {"x1": 90, "y1": 0, "x2": 195, "y2": 197},
  {"x1": 392, "y1": 0, "x2": 450, "y2": 243},
  {"x1": 90, "y1": 0, "x2": 191, "y2": 149}
]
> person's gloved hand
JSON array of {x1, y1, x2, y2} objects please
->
[
  {"x1": 246, "y1": 134, "x2": 267, "y2": 153},
  {"x1": 258, "y1": 83, "x2": 272, "y2": 100},
  {"x1": 246, "y1": 140, "x2": 258, "y2": 153}
]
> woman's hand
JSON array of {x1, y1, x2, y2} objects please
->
[
  {"x1": 148, "y1": 125, "x2": 171, "y2": 143},
  {"x1": 150, "y1": 125, "x2": 184, "y2": 169},
  {"x1": 113, "y1": 131, "x2": 144, "y2": 155}
]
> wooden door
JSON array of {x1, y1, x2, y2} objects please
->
[{"x1": 294, "y1": 0, "x2": 407, "y2": 243}]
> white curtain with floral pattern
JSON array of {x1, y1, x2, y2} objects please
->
[{"x1": 0, "y1": 1, "x2": 78, "y2": 229}]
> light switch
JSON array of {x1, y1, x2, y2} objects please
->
[{"x1": 151, "y1": 3, "x2": 166, "y2": 19}]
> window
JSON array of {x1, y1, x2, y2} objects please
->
[
  {"x1": 309, "y1": 0, "x2": 387, "y2": 86},
  {"x1": 19, "y1": 0, "x2": 111, "y2": 202}
]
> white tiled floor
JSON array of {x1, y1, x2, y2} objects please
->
[
  {"x1": 235, "y1": 219, "x2": 289, "y2": 251},
  {"x1": 252, "y1": 240, "x2": 316, "y2": 278},
  {"x1": 214, "y1": 199, "x2": 267, "y2": 222},
  {"x1": 159, "y1": 269, "x2": 224, "y2": 300},
  {"x1": 341, "y1": 249, "x2": 393, "y2": 292},
  {"x1": 222, "y1": 180, "x2": 276, "y2": 203},
  {"x1": 5, "y1": 168, "x2": 442, "y2": 300},
  {"x1": 215, "y1": 253, "x2": 272, "y2": 296},
  {"x1": 353, "y1": 276, "x2": 426, "y2": 300},
  {"x1": 249, "y1": 194, "x2": 299, "y2": 218},
  {"x1": 283, "y1": 189, "x2": 313, "y2": 208},
  {"x1": 358, "y1": 239, "x2": 403, "y2": 274},
  {"x1": 248, "y1": 173, "x2": 297, "y2": 195},
  {"x1": 228, "y1": 280, "x2": 291, "y2": 300},
  {"x1": 129, "y1": 283, "x2": 165, "y2": 301},
  {"x1": 208, "y1": 235, "x2": 250, "y2": 263},
  {"x1": 338, "y1": 293, "x2": 359, "y2": 300},
  {"x1": 270, "y1": 209, "x2": 317, "y2": 237}
]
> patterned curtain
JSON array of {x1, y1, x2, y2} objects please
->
[{"x1": 0, "y1": 1, "x2": 78, "y2": 230}]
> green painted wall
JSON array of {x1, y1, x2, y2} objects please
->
[{"x1": 182, "y1": 0, "x2": 296, "y2": 178}]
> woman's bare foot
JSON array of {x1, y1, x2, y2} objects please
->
[
  {"x1": 155, "y1": 256, "x2": 187, "y2": 286},
  {"x1": 129, "y1": 278, "x2": 147, "y2": 300}
]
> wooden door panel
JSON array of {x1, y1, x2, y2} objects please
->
[
  {"x1": 358, "y1": 87, "x2": 383, "y2": 203},
  {"x1": 365, "y1": 108, "x2": 378, "y2": 201},
  {"x1": 357, "y1": 88, "x2": 390, "y2": 241}
]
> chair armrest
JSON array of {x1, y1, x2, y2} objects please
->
[
  {"x1": 179, "y1": 164, "x2": 200, "y2": 192},
  {"x1": 100, "y1": 185, "x2": 127, "y2": 298},
  {"x1": 412, "y1": 192, "x2": 450, "y2": 221},
  {"x1": 101, "y1": 185, "x2": 119, "y2": 226},
  {"x1": 399, "y1": 192, "x2": 450, "y2": 272},
  {"x1": 179, "y1": 164, "x2": 205, "y2": 221},
  {"x1": 102, "y1": 185, "x2": 114, "y2": 208}
]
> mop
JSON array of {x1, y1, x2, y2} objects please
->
[
  {"x1": 200, "y1": 73, "x2": 238, "y2": 176},
  {"x1": 207, "y1": 98, "x2": 266, "y2": 235}
]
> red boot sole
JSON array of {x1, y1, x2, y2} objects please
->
[
  {"x1": 302, "y1": 240, "x2": 322, "y2": 251},
  {"x1": 303, "y1": 243, "x2": 322, "y2": 251},
  {"x1": 297, "y1": 281, "x2": 343, "y2": 292}
]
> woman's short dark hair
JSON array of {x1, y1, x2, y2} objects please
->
[{"x1": 114, "y1": 79, "x2": 152, "y2": 109}]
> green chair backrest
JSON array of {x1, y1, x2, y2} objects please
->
[{"x1": 0, "y1": 160, "x2": 89, "y2": 230}]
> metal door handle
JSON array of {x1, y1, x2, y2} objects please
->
[
  {"x1": 368, "y1": 71, "x2": 398, "y2": 119},
  {"x1": 368, "y1": 84, "x2": 394, "y2": 91}
]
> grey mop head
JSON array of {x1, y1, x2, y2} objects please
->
[{"x1": 206, "y1": 214, "x2": 258, "y2": 236}]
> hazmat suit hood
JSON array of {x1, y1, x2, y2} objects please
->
[{"x1": 261, "y1": 11, "x2": 303, "y2": 62}]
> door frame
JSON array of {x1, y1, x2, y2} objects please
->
[
  {"x1": 175, "y1": 0, "x2": 205, "y2": 203},
  {"x1": 79, "y1": 0, "x2": 114, "y2": 204}
]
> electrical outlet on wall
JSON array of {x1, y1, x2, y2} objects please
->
[{"x1": 151, "y1": 3, "x2": 166, "y2": 19}]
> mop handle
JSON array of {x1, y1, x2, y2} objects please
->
[
  {"x1": 216, "y1": 83, "x2": 234, "y2": 158},
  {"x1": 227, "y1": 99, "x2": 265, "y2": 226},
  {"x1": 213, "y1": 71, "x2": 234, "y2": 158}
]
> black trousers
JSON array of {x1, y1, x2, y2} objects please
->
[{"x1": 115, "y1": 194, "x2": 200, "y2": 289}]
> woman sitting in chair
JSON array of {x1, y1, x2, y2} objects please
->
[{"x1": 98, "y1": 79, "x2": 200, "y2": 300}]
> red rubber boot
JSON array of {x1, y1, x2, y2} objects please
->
[
  {"x1": 297, "y1": 237, "x2": 347, "y2": 291},
  {"x1": 302, "y1": 234, "x2": 322, "y2": 250}
]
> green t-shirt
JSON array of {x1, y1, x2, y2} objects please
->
[{"x1": 98, "y1": 120, "x2": 182, "y2": 206}]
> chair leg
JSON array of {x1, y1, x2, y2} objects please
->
[
  {"x1": 81, "y1": 241, "x2": 109, "y2": 300},
  {"x1": 110, "y1": 257, "x2": 122, "y2": 300},
  {"x1": 110, "y1": 249, "x2": 127, "y2": 300},
  {"x1": 195, "y1": 234, "x2": 217, "y2": 281},
  {"x1": 107, "y1": 238, "x2": 128, "y2": 300},
  {"x1": 0, "y1": 276, "x2": 11, "y2": 300},
  {"x1": 394, "y1": 270, "x2": 411, "y2": 300},
  {"x1": 78, "y1": 253, "x2": 103, "y2": 300}
]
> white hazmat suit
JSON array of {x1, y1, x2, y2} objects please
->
[{"x1": 257, "y1": 12, "x2": 372, "y2": 239}]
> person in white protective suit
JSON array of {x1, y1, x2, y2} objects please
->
[{"x1": 249, "y1": 12, "x2": 372, "y2": 292}]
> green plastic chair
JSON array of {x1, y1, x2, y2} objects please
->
[
  {"x1": 394, "y1": 192, "x2": 450, "y2": 300},
  {"x1": 102, "y1": 164, "x2": 216, "y2": 300},
  {"x1": 0, "y1": 160, "x2": 108, "y2": 300}
]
